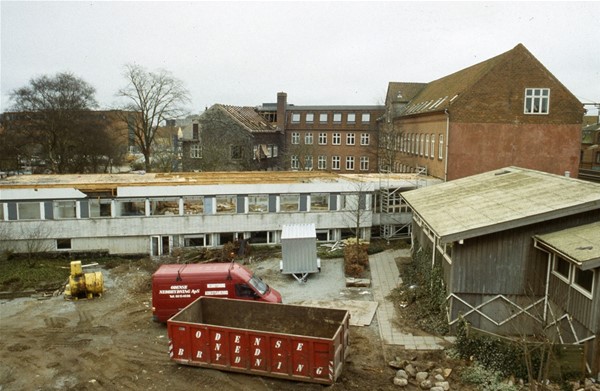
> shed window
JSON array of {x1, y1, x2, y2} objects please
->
[
  {"x1": 574, "y1": 268, "x2": 593, "y2": 295},
  {"x1": 553, "y1": 256, "x2": 570, "y2": 281}
]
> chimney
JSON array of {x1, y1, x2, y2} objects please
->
[{"x1": 277, "y1": 92, "x2": 287, "y2": 131}]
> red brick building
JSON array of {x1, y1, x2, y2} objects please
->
[
  {"x1": 276, "y1": 92, "x2": 385, "y2": 173},
  {"x1": 383, "y1": 43, "x2": 585, "y2": 181}
]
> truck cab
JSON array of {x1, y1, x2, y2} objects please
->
[{"x1": 151, "y1": 262, "x2": 282, "y2": 322}]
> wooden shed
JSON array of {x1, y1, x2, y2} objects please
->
[{"x1": 401, "y1": 167, "x2": 600, "y2": 376}]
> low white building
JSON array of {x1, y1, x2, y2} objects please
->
[{"x1": 0, "y1": 171, "x2": 439, "y2": 256}]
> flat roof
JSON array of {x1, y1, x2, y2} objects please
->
[
  {"x1": 534, "y1": 221, "x2": 600, "y2": 270},
  {"x1": 0, "y1": 171, "x2": 440, "y2": 194},
  {"x1": 402, "y1": 167, "x2": 600, "y2": 243}
]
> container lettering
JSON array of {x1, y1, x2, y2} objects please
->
[{"x1": 296, "y1": 342, "x2": 303, "y2": 351}]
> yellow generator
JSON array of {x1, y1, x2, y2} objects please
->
[{"x1": 64, "y1": 260, "x2": 104, "y2": 300}]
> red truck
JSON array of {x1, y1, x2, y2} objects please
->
[
  {"x1": 167, "y1": 297, "x2": 350, "y2": 385},
  {"x1": 152, "y1": 262, "x2": 282, "y2": 323}
]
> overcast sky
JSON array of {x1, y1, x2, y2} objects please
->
[{"x1": 2, "y1": 1, "x2": 599, "y2": 115}]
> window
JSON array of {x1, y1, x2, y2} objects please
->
[
  {"x1": 319, "y1": 113, "x2": 328, "y2": 123},
  {"x1": 346, "y1": 156, "x2": 355, "y2": 170},
  {"x1": 420, "y1": 134, "x2": 424, "y2": 156},
  {"x1": 333, "y1": 113, "x2": 342, "y2": 123},
  {"x1": 318, "y1": 132, "x2": 327, "y2": 145},
  {"x1": 430, "y1": 134, "x2": 435, "y2": 159},
  {"x1": 438, "y1": 134, "x2": 444, "y2": 159},
  {"x1": 291, "y1": 113, "x2": 301, "y2": 123},
  {"x1": 216, "y1": 195, "x2": 236, "y2": 213},
  {"x1": 305, "y1": 155, "x2": 313, "y2": 170},
  {"x1": 306, "y1": 113, "x2": 314, "y2": 123},
  {"x1": 18, "y1": 202, "x2": 41, "y2": 220},
  {"x1": 318, "y1": 155, "x2": 327, "y2": 170},
  {"x1": 184, "y1": 235, "x2": 205, "y2": 247},
  {"x1": 574, "y1": 268, "x2": 593, "y2": 295},
  {"x1": 56, "y1": 239, "x2": 72, "y2": 250},
  {"x1": 291, "y1": 155, "x2": 299, "y2": 170},
  {"x1": 150, "y1": 199, "x2": 179, "y2": 216},
  {"x1": 116, "y1": 200, "x2": 145, "y2": 216},
  {"x1": 347, "y1": 113, "x2": 356, "y2": 123},
  {"x1": 89, "y1": 199, "x2": 111, "y2": 217},
  {"x1": 0, "y1": 204, "x2": 3, "y2": 221},
  {"x1": 360, "y1": 156, "x2": 369, "y2": 171},
  {"x1": 346, "y1": 133, "x2": 355, "y2": 145},
  {"x1": 230, "y1": 145, "x2": 242, "y2": 160},
  {"x1": 425, "y1": 134, "x2": 430, "y2": 157},
  {"x1": 291, "y1": 132, "x2": 300, "y2": 144},
  {"x1": 305, "y1": 132, "x2": 313, "y2": 145},
  {"x1": 596, "y1": 152, "x2": 600, "y2": 164},
  {"x1": 248, "y1": 195, "x2": 268, "y2": 213},
  {"x1": 553, "y1": 256, "x2": 570, "y2": 281},
  {"x1": 192, "y1": 123, "x2": 199, "y2": 139},
  {"x1": 190, "y1": 144, "x2": 201, "y2": 158},
  {"x1": 332, "y1": 133, "x2": 341, "y2": 145},
  {"x1": 183, "y1": 197, "x2": 204, "y2": 214},
  {"x1": 361, "y1": 113, "x2": 370, "y2": 123},
  {"x1": 332, "y1": 156, "x2": 340, "y2": 170},
  {"x1": 280, "y1": 194, "x2": 299, "y2": 212},
  {"x1": 524, "y1": 88, "x2": 550, "y2": 114},
  {"x1": 270, "y1": 144, "x2": 278, "y2": 157},
  {"x1": 54, "y1": 201, "x2": 76, "y2": 219},
  {"x1": 360, "y1": 133, "x2": 370, "y2": 145},
  {"x1": 310, "y1": 193, "x2": 329, "y2": 211}
]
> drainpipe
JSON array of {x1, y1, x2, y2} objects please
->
[{"x1": 444, "y1": 109, "x2": 450, "y2": 182}]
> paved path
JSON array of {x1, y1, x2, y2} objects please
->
[{"x1": 369, "y1": 248, "x2": 452, "y2": 350}]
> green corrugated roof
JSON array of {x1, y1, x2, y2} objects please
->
[{"x1": 534, "y1": 221, "x2": 600, "y2": 270}]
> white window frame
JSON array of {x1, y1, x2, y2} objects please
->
[
  {"x1": 360, "y1": 156, "x2": 369, "y2": 171},
  {"x1": 346, "y1": 156, "x2": 355, "y2": 170},
  {"x1": 291, "y1": 132, "x2": 300, "y2": 145},
  {"x1": 438, "y1": 134, "x2": 444, "y2": 159},
  {"x1": 524, "y1": 88, "x2": 550, "y2": 115},
  {"x1": 573, "y1": 267, "x2": 594, "y2": 298},
  {"x1": 331, "y1": 156, "x2": 340, "y2": 170},
  {"x1": 306, "y1": 113, "x2": 314, "y2": 123},
  {"x1": 190, "y1": 144, "x2": 201, "y2": 158},
  {"x1": 318, "y1": 155, "x2": 327, "y2": 170},
  {"x1": 346, "y1": 133, "x2": 355, "y2": 146},
  {"x1": 319, "y1": 113, "x2": 328, "y2": 123},
  {"x1": 332, "y1": 133, "x2": 341, "y2": 145},
  {"x1": 361, "y1": 113, "x2": 370, "y2": 123},
  {"x1": 430, "y1": 134, "x2": 435, "y2": 159},
  {"x1": 290, "y1": 155, "x2": 299, "y2": 170},
  {"x1": 347, "y1": 113, "x2": 356, "y2": 123},
  {"x1": 333, "y1": 113, "x2": 342, "y2": 123},
  {"x1": 425, "y1": 134, "x2": 430, "y2": 157},
  {"x1": 360, "y1": 133, "x2": 370, "y2": 146},
  {"x1": 305, "y1": 155, "x2": 313, "y2": 170},
  {"x1": 305, "y1": 132, "x2": 313, "y2": 145},
  {"x1": 318, "y1": 132, "x2": 327, "y2": 145},
  {"x1": 552, "y1": 255, "x2": 571, "y2": 283},
  {"x1": 291, "y1": 113, "x2": 301, "y2": 123}
]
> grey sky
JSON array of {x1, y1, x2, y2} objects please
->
[{"x1": 1, "y1": 1, "x2": 599, "y2": 115}]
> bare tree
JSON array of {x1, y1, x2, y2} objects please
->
[
  {"x1": 6, "y1": 72, "x2": 117, "y2": 174},
  {"x1": 117, "y1": 64, "x2": 191, "y2": 172}
]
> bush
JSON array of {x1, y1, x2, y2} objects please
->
[{"x1": 460, "y1": 363, "x2": 518, "y2": 391}]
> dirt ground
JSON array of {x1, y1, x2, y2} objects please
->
[{"x1": 0, "y1": 254, "x2": 462, "y2": 391}]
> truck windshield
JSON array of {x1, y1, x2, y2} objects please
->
[{"x1": 248, "y1": 275, "x2": 268, "y2": 296}]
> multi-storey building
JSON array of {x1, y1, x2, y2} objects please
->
[
  {"x1": 278, "y1": 93, "x2": 385, "y2": 173},
  {"x1": 0, "y1": 171, "x2": 440, "y2": 256},
  {"x1": 383, "y1": 43, "x2": 585, "y2": 181}
]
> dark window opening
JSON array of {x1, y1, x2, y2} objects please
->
[{"x1": 57, "y1": 239, "x2": 72, "y2": 250}]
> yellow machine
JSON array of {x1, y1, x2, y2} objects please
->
[{"x1": 64, "y1": 260, "x2": 104, "y2": 300}]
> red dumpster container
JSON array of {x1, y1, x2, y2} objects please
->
[{"x1": 167, "y1": 297, "x2": 350, "y2": 384}]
